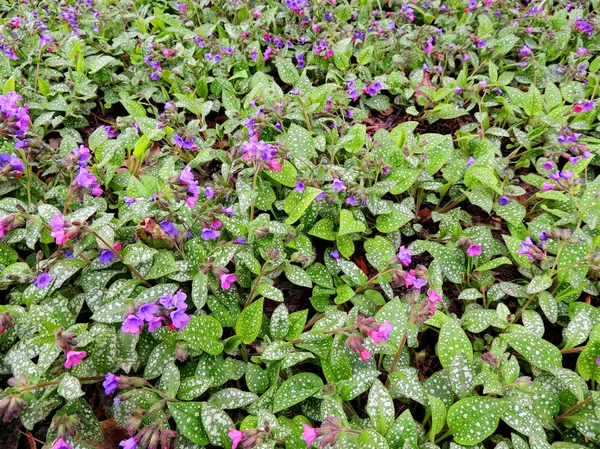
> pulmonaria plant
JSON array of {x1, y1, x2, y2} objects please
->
[{"x1": 1, "y1": 2, "x2": 600, "y2": 449}]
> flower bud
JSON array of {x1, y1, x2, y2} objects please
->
[
  {"x1": 252, "y1": 226, "x2": 270, "y2": 238},
  {"x1": 176, "y1": 343, "x2": 189, "y2": 362},
  {"x1": 0, "y1": 394, "x2": 26, "y2": 422}
]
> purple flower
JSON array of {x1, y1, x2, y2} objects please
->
[
  {"x1": 52, "y1": 438, "x2": 72, "y2": 449},
  {"x1": 345, "y1": 196, "x2": 359, "y2": 206},
  {"x1": 331, "y1": 178, "x2": 346, "y2": 192},
  {"x1": 542, "y1": 182, "x2": 555, "y2": 191},
  {"x1": 137, "y1": 303, "x2": 159, "y2": 321},
  {"x1": 538, "y1": 231, "x2": 548, "y2": 241},
  {"x1": 170, "y1": 309, "x2": 190, "y2": 330},
  {"x1": 330, "y1": 249, "x2": 340, "y2": 260},
  {"x1": 159, "y1": 291, "x2": 187, "y2": 310},
  {"x1": 363, "y1": 81, "x2": 382, "y2": 96},
  {"x1": 75, "y1": 167, "x2": 98, "y2": 189},
  {"x1": 119, "y1": 438, "x2": 138, "y2": 449},
  {"x1": 397, "y1": 246, "x2": 411, "y2": 266},
  {"x1": 121, "y1": 314, "x2": 143, "y2": 334},
  {"x1": 235, "y1": 237, "x2": 247, "y2": 244},
  {"x1": 201, "y1": 228, "x2": 220, "y2": 241},
  {"x1": 476, "y1": 39, "x2": 486, "y2": 49},
  {"x1": 98, "y1": 249, "x2": 115, "y2": 264},
  {"x1": 466, "y1": 157, "x2": 475, "y2": 167},
  {"x1": 467, "y1": 244, "x2": 482, "y2": 257},
  {"x1": 160, "y1": 220, "x2": 179, "y2": 237},
  {"x1": 316, "y1": 192, "x2": 328, "y2": 201},
  {"x1": 103, "y1": 373, "x2": 119, "y2": 395},
  {"x1": 295, "y1": 181, "x2": 305, "y2": 193},
  {"x1": 33, "y1": 272, "x2": 52, "y2": 288},
  {"x1": 561, "y1": 170, "x2": 573, "y2": 180},
  {"x1": 498, "y1": 196, "x2": 509, "y2": 205},
  {"x1": 542, "y1": 160, "x2": 554, "y2": 170},
  {"x1": 520, "y1": 46, "x2": 532, "y2": 57}
]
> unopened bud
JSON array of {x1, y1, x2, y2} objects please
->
[
  {"x1": 176, "y1": 343, "x2": 189, "y2": 362},
  {"x1": 252, "y1": 226, "x2": 270, "y2": 238}
]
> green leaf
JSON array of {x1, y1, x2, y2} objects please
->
[
  {"x1": 364, "y1": 236, "x2": 395, "y2": 271},
  {"x1": 526, "y1": 274, "x2": 552, "y2": 294},
  {"x1": 438, "y1": 315, "x2": 473, "y2": 368},
  {"x1": 273, "y1": 373, "x2": 324, "y2": 413},
  {"x1": 201, "y1": 402, "x2": 234, "y2": 447},
  {"x1": 236, "y1": 298, "x2": 264, "y2": 344},
  {"x1": 501, "y1": 327, "x2": 562, "y2": 370},
  {"x1": 357, "y1": 428, "x2": 390, "y2": 449},
  {"x1": 421, "y1": 134, "x2": 454, "y2": 175},
  {"x1": 343, "y1": 124, "x2": 367, "y2": 153},
  {"x1": 168, "y1": 402, "x2": 209, "y2": 446},
  {"x1": 338, "y1": 259, "x2": 368, "y2": 286},
  {"x1": 275, "y1": 57, "x2": 299, "y2": 84},
  {"x1": 476, "y1": 257, "x2": 512, "y2": 271},
  {"x1": 309, "y1": 219, "x2": 337, "y2": 241},
  {"x1": 283, "y1": 265, "x2": 312, "y2": 288},
  {"x1": 366, "y1": 379, "x2": 395, "y2": 435},
  {"x1": 428, "y1": 394, "x2": 447, "y2": 442},
  {"x1": 578, "y1": 325, "x2": 600, "y2": 381},
  {"x1": 338, "y1": 209, "x2": 366, "y2": 236},
  {"x1": 58, "y1": 374, "x2": 85, "y2": 400},
  {"x1": 285, "y1": 187, "x2": 322, "y2": 225},
  {"x1": 522, "y1": 84, "x2": 543, "y2": 116},
  {"x1": 285, "y1": 124, "x2": 315, "y2": 160},
  {"x1": 264, "y1": 160, "x2": 298, "y2": 187},
  {"x1": 389, "y1": 168, "x2": 422, "y2": 195},
  {"x1": 177, "y1": 376, "x2": 212, "y2": 400},
  {"x1": 447, "y1": 396, "x2": 508, "y2": 445},
  {"x1": 179, "y1": 316, "x2": 224, "y2": 355}
]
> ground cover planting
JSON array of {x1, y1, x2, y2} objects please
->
[{"x1": 1, "y1": 1, "x2": 600, "y2": 449}]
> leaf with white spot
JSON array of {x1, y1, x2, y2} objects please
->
[
  {"x1": 501, "y1": 327, "x2": 562, "y2": 371},
  {"x1": 179, "y1": 316, "x2": 224, "y2": 355},
  {"x1": 447, "y1": 396, "x2": 508, "y2": 445},
  {"x1": 58, "y1": 374, "x2": 85, "y2": 400},
  {"x1": 209, "y1": 388, "x2": 258, "y2": 409},
  {"x1": 366, "y1": 379, "x2": 395, "y2": 435},
  {"x1": 438, "y1": 315, "x2": 473, "y2": 368},
  {"x1": 275, "y1": 57, "x2": 299, "y2": 84},
  {"x1": 235, "y1": 298, "x2": 263, "y2": 344},
  {"x1": 283, "y1": 265, "x2": 312, "y2": 288},
  {"x1": 285, "y1": 124, "x2": 315, "y2": 160},
  {"x1": 272, "y1": 373, "x2": 324, "y2": 413},
  {"x1": 168, "y1": 402, "x2": 209, "y2": 446}
]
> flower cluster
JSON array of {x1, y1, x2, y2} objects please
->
[
  {"x1": 240, "y1": 138, "x2": 282, "y2": 172},
  {"x1": 345, "y1": 315, "x2": 393, "y2": 360},
  {"x1": 0, "y1": 91, "x2": 29, "y2": 138},
  {"x1": 0, "y1": 153, "x2": 24, "y2": 176},
  {"x1": 121, "y1": 290, "x2": 190, "y2": 334},
  {"x1": 178, "y1": 166, "x2": 200, "y2": 208}
]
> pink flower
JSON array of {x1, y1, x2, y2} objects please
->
[
  {"x1": 427, "y1": 290, "x2": 442, "y2": 314},
  {"x1": 64, "y1": 350, "x2": 86, "y2": 369},
  {"x1": 302, "y1": 424, "x2": 319, "y2": 446},
  {"x1": 359, "y1": 347, "x2": 372, "y2": 360},
  {"x1": 370, "y1": 321, "x2": 393, "y2": 344},
  {"x1": 467, "y1": 244, "x2": 482, "y2": 257},
  {"x1": 220, "y1": 273, "x2": 237, "y2": 290},
  {"x1": 269, "y1": 159, "x2": 282, "y2": 172},
  {"x1": 229, "y1": 427, "x2": 245, "y2": 449}
]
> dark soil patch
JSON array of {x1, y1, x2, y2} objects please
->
[{"x1": 363, "y1": 107, "x2": 477, "y2": 138}]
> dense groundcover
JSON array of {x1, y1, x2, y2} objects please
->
[{"x1": 2, "y1": 0, "x2": 600, "y2": 448}]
